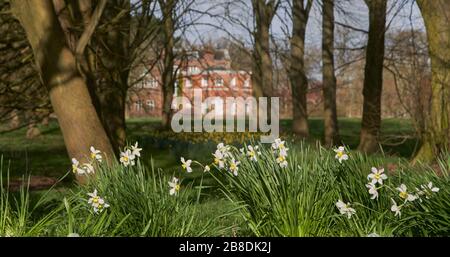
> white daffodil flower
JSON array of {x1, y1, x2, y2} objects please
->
[
  {"x1": 90, "y1": 146, "x2": 102, "y2": 162},
  {"x1": 168, "y1": 177, "x2": 180, "y2": 196},
  {"x1": 204, "y1": 165, "x2": 210, "y2": 172},
  {"x1": 87, "y1": 189, "x2": 109, "y2": 214},
  {"x1": 229, "y1": 158, "x2": 240, "y2": 176},
  {"x1": 180, "y1": 157, "x2": 192, "y2": 173},
  {"x1": 391, "y1": 198, "x2": 401, "y2": 217},
  {"x1": 336, "y1": 200, "x2": 356, "y2": 219},
  {"x1": 367, "y1": 167, "x2": 388, "y2": 185},
  {"x1": 246, "y1": 145, "x2": 261, "y2": 162},
  {"x1": 71, "y1": 158, "x2": 85, "y2": 175},
  {"x1": 366, "y1": 183, "x2": 379, "y2": 200},
  {"x1": 334, "y1": 146, "x2": 349, "y2": 163},
  {"x1": 276, "y1": 155, "x2": 288, "y2": 168},
  {"x1": 396, "y1": 184, "x2": 417, "y2": 202},
  {"x1": 81, "y1": 163, "x2": 95, "y2": 174},
  {"x1": 272, "y1": 138, "x2": 286, "y2": 150},
  {"x1": 120, "y1": 149, "x2": 136, "y2": 167},
  {"x1": 419, "y1": 182, "x2": 439, "y2": 199},
  {"x1": 279, "y1": 147, "x2": 289, "y2": 158},
  {"x1": 213, "y1": 150, "x2": 225, "y2": 169},
  {"x1": 422, "y1": 182, "x2": 440, "y2": 193},
  {"x1": 131, "y1": 142, "x2": 142, "y2": 158},
  {"x1": 217, "y1": 143, "x2": 232, "y2": 158}
]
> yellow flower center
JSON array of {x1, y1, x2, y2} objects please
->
[
  {"x1": 249, "y1": 151, "x2": 255, "y2": 157},
  {"x1": 230, "y1": 164, "x2": 236, "y2": 170},
  {"x1": 374, "y1": 174, "x2": 381, "y2": 180},
  {"x1": 182, "y1": 164, "x2": 187, "y2": 169},
  {"x1": 91, "y1": 153, "x2": 96, "y2": 159},
  {"x1": 399, "y1": 191, "x2": 408, "y2": 199},
  {"x1": 337, "y1": 152, "x2": 343, "y2": 158},
  {"x1": 175, "y1": 184, "x2": 180, "y2": 191},
  {"x1": 214, "y1": 158, "x2": 219, "y2": 164},
  {"x1": 92, "y1": 197, "x2": 99, "y2": 203},
  {"x1": 278, "y1": 156, "x2": 285, "y2": 162},
  {"x1": 123, "y1": 156, "x2": 129, "y2": 162},
  {"x1": 72, "y1": 165, "x2": 77, "y2": 173}
]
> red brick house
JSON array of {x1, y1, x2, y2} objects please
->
[{"x1": 126, "y1": 47, "x2": 253, "y2": 118}]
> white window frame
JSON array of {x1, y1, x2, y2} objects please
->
[
  {"x1": 215, "y1": 78, "x2": 224, "y2": 87},
  {"x1": 146, "y1": 100, "x2": 155, "y2": 110},
  {"x1": 135, "y1": 101, "x2": 143, "y2": 112},
  {"x1": 148, "y1": 77, "x2": 158, "y2": 88},
  {"x1": 230, "y1": 77, "x2": 237, "y2": 87},
  {"x1": 244, "y1": 78, "x2": 250, "y2": 88},
  {"x1": 201, "y1": 77, "x2": 208, "y2": 87}
]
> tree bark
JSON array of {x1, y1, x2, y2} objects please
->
[
  {"x1": 159, "y1": 0, "x2": 176, "y2": 130},
  {"x1": 414, "y1": 0, "x2": 450, "y2": 162},
  {"x1": 357, "y1": 0, "x2": 387, "y2": 153},
  {"x1": 322, "y1": 0, "x2": 340, "y2": 146},
  {"x1": 53, "y1": 0, "x2": 130, "y2": 153},
  {"x1": 93, "y1": 0, "x2": 130, "y2": 152},
  {"x1": 290, "y1": 0, "x2": 312, "y2": 137},
  {"x1": 251, "y1": 0, "x2": 278, "y2": 100},
  {"x1": 10, "y1": 0, "x2": 115, "y2": 164}
]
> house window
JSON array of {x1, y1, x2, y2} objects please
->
[
  {"x1": 185, "y1": 78, "x2": 192, "y2": 88},
  {"x1": 146, "y1": 100, "x2": 155, "y2": 110},
  {"x1": 244, "y1": 78, "x2": 250, "y2": 88},
  {"x1": 201, "y1": 78, "x2": 208, "y2": 87},
  {"x1": 188, "y1": 66, "x2": 199, "y2": 74},
  {"x1": 230, "y1": 77, "x2": 236, "y2": 87},
  {"x1": 215, "y1": 78, "x2": 224, "y2": 87},
  {"x1": 135, "y1": 101, "x2": 143, "y2": 112},
  {"x1": 149, "y1": 77, "x2": 158, "y2": 88}
]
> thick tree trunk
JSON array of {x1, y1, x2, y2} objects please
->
[
  {"x1": 53, "y1": 0, "x2": 129, "y2": 153},
  {"x1": 322, "y1": 0, "x2": 340, "y2": 146},
  {"x1": 160, "y1": 0, "x2": 176, "y2": 130},
  {"x1": 10, "y1": 0, "x2": 114, "y2": 164},
  {"x1": 252, "y1": 0, "x2": 276, "y2": 100},
  {"x1": 358, "y1": 0, "x2": 387, "y2": 153},
  {"x1": 94, "y1": 0, "x2": 130, "y2": 151},
  {"x1": 414, "y1": 0, "x2": 450, "y2": 162},
  {"x1": 290, "y1": 0, "x2": 311, "y2": 137}
]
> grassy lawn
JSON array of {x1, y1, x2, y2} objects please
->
[{"x1": 0, "y1": 117, "x2": 417, "y2": 181}]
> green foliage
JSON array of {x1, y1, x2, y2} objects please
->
[
  {"x1": 0, "y1": 156, "x2": 231, "y2": 237},
  {"x1": 211, "y1": 142, "x2": 450, "y2": 237}
]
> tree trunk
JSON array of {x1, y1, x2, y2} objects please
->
[
  {"x1": 252, "y1": 0, "x2": 276, "y2": 100},
  {"x1": 357, "y1": 0, "x2": 387, "y2": 153},
  {"x1": 322, "y1": 0, "x2": 340, "y2": 146},
  {"x1": 160, "y1": 0, "x2": 176, "y2": 130},
  {"x1": 290, "y1": 0, "x2": 312, "y2": 137},
  {"x1": 53, "y1": 0, "x2": 129, "y2": 153},
  {"x1": 414, "y1": 0, "x2": 450, "y2": 162},
  {"x1": 94, "y1": 0, "x2": 130, "y2": 152},
  {"x1": 10, "y1": 0, "x2": 114, "y2": 164}
]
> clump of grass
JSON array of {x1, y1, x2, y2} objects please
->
[
  {"x1": 209, "y1": 141, "x2": 450, "y2": 237},
  {"x1": 0, "y1": 157, "x2": 64, "y2": 236},
  {"x1": 58, "y1": 156, "x2": 232, "y2": 237}
]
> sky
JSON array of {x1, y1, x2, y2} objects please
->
[{"x1": 183, "y1": 0, "x2": 426, "y2": 49}]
